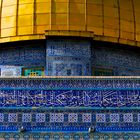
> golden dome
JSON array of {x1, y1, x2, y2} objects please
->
[{"x1": 0, "y1": 0, "x2": 140, "y2": 47}]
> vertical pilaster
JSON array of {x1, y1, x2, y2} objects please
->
[
  {"x1": 50, "y1": 0, "x2": 52, "y2": 30},
  {"x1": 117, "y1": 0, "x2": 121, "y2": 40},
  {"x1": 0, "y1": 0, "x2": 3, "y2": 37},
  {"x1": 85, "y1": 0, "x2": 87, "y2": 31},
  {"x1": 16, "y1": 0, "x2": 19, "y2": 36},
  {"x1": 33, "y1": 0, "x2": 36, "y2": 34},
  {"x1": 102, "y1": 0, "x2": 104, "y2": 36},
  {"x1": 131, "y1": 0, "x2": 136, "y2": 41},
  {"x1": 67, "y1": 0, "x2": 70, "y2": 30}
]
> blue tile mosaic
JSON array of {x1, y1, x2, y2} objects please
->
[
  {"x1": 0, "y1": 77, "x2": 139, "y2": 139},
  {"x1": 0, "y1": 108, "x2": 140, "y2": 132},
  {"x1": 0, "y1": 78, "x2": 139, "y2": 89},
  {"x1": 46, "y1": 39, "x2": 91, "y2": 76},
  {"x1": 0, "y1": 37, "x2": 139, "y2": 139},
  {"x1": 92, "y1": 46, "x2": 140, "y2": 76},
  {"x1": 0, "y1": 40, "x2": 139, "y2": 76},
  {"x1": 0, "y1": 89, "x2": 140, "y2": 107},
  {"x1": 0, "y1": 45, "x2": 45, "y2": 67},
  {"x1": 0, "y1": 78, "x2": 139, "y2": 108},
  {"x1": 0, "y1": 132, "x2": 139, "y2": 140}
]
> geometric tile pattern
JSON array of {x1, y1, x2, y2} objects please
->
[
  {"x1": 123, "y1": 113, "x2": 133, "y2": 123},
  {"x1": 96, "y1": 113, "x2": 106, "y2": 122},
  {"x1": 50, "y1": 113, "x2": 64, "y2": 123},
  {"x1": 0, "y1": 109, "x2": 139, "y2": 132},
  {"x1": 8, "y1": 113, "x2": 17, "y2": 122},
  {"x1": 110, "y1": 113, "x2": 119, "y2": 123},
  {"x1": 0, "y1": 78, "x2": 139, "y2": 90},
  {"x1": 22, "y1": 113, "x2": 32, "y2": 123},
  {"x1": 36, "y1": 113, "x2": 45, "y2": 123},
  {"x1": 82, "y1": 113, "x2": 92, "y2": 123},
  {"x1": 68, "y1": 113, "x2": 78, "y2": 123}
]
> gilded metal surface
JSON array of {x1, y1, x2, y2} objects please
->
[{"x1": 0, "y1": 0, "x2": 140, "y2": 47}]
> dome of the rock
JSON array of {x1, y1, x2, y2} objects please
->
[
  {"x1": 0, "y1": 0, "x2": 140, "y2": 46},
  {"x1": 0, "y1": 0, "x2": 139, "y2": 76}
]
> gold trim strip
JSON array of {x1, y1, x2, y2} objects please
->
[{"x1": 45, "y1": 30, "x2": 94, "y2": 38}]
